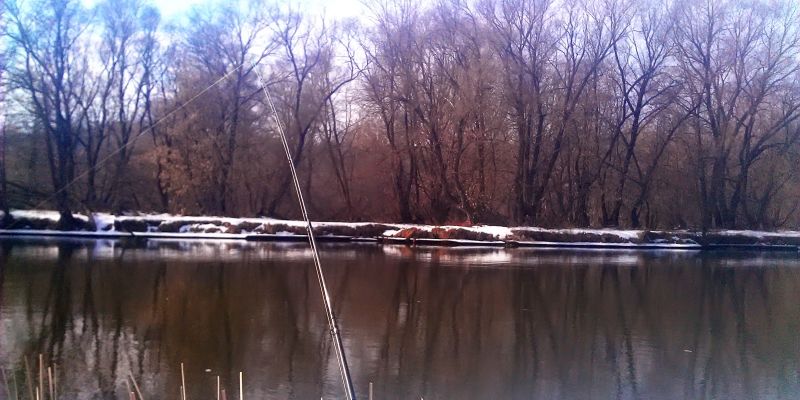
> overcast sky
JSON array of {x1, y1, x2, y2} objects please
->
[{"x1": 82, "y1": 0, "x2": 368, "y2": 21}]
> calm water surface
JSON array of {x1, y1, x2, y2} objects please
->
[{"x1": 1, "y1": 238, "x2": 800, "y2": 399}]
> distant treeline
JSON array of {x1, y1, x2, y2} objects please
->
[{"x1": 1, "y1": 0, "x2": 799, "y2": 229}]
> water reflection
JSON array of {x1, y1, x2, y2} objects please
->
[{"x1": 1, "y1": 239, "x2": 799, "y2": 399}]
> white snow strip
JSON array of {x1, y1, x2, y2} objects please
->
[
  {"x1": 5, "y1": 209, "x2": 800, "y2": 245},
  {"x1": 10, "y1": 210, "x2": 90, "y2": 222},
  {"x1": 512, "y1": 227, "x2": 643, "y2": 240},
  {"x1": 130, "y1": 232, "x2": 248, "y2": 240},
  {"x1": 0, "y1": 229, "x2": 129, "y2": 238},
  {"x1": 713, "y1": 229, "x2": 800, "y2": 238},
  {"x1": 513, "y1": 241, "x2": 701, "y2": 249}
]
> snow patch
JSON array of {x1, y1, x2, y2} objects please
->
[
  {"x1": 513, "y1": 227, "x2": 643, "y2": 241},
  {"x1": 91, "y1": 213, "x2": 116, "y2": 232},
  {"x1": 11, "y1": 210, "x2": 89, "y2": 222},
  {"x1": 714, "y1": 229, "x2": 800, "y2": 238}
]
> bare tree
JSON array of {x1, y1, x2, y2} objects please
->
[
  {"x1": 136, "y1": 6, "x2": 168, "y2": 209},
  {"x1": 320, "y1": 86, "x2": 358, "y2": 218},
  {"x1": 0, "y1": 5, "x2": 11, "y2": 222},
  {"x1": 599, "y1": 0, "x2": 679, "y2": 226},
  {"x1": 263, "y1": 10, "x2": 358, "y2": 217},
  {"x1": 676, "y1": 0, "x2": 800, "y2": 228},
  {"x1": 481, "y1": 0, "x2": 556, "y2": 224},
  {"x1": 5, "y1": 0, "x2": 89, "y2": 227},
  {"x1": 181, "y1": 0, "x2": 274, "y2": 215},
  {"x1": 97, "y1": 0, "x2": 158, "y2": 209},
  {"x1": 361, "y1": 0, "x2": 423, "y2": 222},
  {"x1": 435, "y1": 1, "x2": 504, "y2": 223}
]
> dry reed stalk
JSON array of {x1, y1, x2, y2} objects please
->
[
  {"x1": 13, "y1": 368, "x2": 19, "y2": 400},
  {"x1": 238, "y1": 372, "x2": 243, "y2": 400},
  {"x1": 52, "y1": 364, "x2": 57, "y2": 400},
  {"x1": 125, "y1": 378, "x2": 133, "y2": 399},
  {"x1": 180, "y1": 363, "x2": 187, "y2": 400},
  {"x1": 38, "y1": 354, "x2": 43, "y2": 400},
  {"x1": 23, "y1": 357, "x2": 34, "y2": 400},
  {"x1": 47, "y1": 366, "x2": 53, "y2": 400},
  {"x1": 2, "y1": 367, "x2": 10, "y2": 400},
  {"x1": 128, "y1": 371, "x2": 144, "y2": 400}
]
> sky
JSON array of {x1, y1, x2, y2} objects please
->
[{"x1": 82, "y1": 0, "x2": 369, "y2": 21}]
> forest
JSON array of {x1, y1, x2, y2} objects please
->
[{"x1": 0, "y1": 0, "x2": 799, "y2": 230}]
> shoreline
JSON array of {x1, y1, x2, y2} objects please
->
[{"x1": 1, "y1": 210, "x2": 799, "y2": 251}]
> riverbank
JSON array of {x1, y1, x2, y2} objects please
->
[{"x1": 1, "y1": 210, "x2": 799, "y2": 250}]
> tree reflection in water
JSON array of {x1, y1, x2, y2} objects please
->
[{"x1": 1, "y1": 239, "x2": 799, "y2": 399}]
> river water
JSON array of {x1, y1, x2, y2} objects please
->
[{"x1": 1, "y1": 238, "x2": 799, "y2": 399}]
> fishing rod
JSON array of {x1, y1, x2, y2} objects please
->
[{"x1": 254, "y1": 68, "x2": 357, "y2": 400}]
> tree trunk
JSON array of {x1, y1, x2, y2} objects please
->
[{"x1": 0, "y1": 120, "x2": 10, "y2": 227}]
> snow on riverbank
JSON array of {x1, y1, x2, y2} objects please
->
[{"x1": 1, "y1": 210, "x2": 800, "y2": 249}]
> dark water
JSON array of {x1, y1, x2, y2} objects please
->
[{"x1": 1, "y1": 239, "x2": 800, "y2": 399}]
